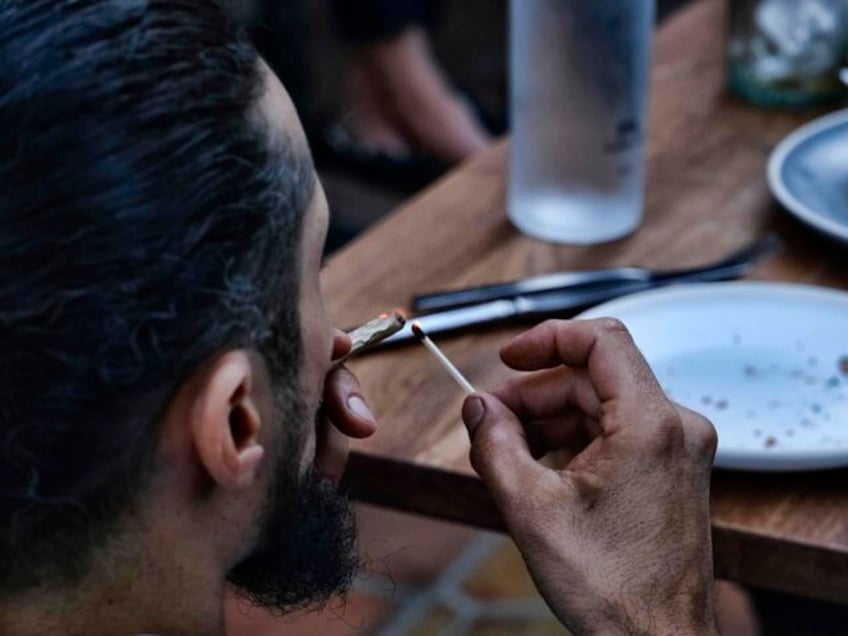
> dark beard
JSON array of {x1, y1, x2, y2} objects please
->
[{"x1": 226, "y1": 461, "x2": 360, "y2": 614}]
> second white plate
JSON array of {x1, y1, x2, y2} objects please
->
[
  {"x1": 768, "y1": 109, "x2": 848, "y2": 244},
  {"x1": 578, "y1": 282, "x2": 848, "y2": 471}
]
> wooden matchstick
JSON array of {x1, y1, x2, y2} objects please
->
[{"x1": 411, "y1": 321, "x2": 476, "y2": 395}]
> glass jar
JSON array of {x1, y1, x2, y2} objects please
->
[{"x1": 727, "y1": 0, "x2": 848, "y2": 108}]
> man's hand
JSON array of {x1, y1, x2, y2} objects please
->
[
  {"x1": 315, "y1": 330, "x2": 379, "y2": 482},
  {"x1": 461, "y1": 319, "x2": 718, "y2": 636}
]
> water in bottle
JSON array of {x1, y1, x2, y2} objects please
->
[{"x1": 509, "y1": 0, "x2": 655, "y2": 244}]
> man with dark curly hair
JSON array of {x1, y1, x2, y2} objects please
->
[{"x1": 0, "y1": 2, "x2": 718, "y2": 634}]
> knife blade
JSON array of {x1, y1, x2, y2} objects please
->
[{"x1": 377, "y1": 235, "x2": 782, "y2": 347}]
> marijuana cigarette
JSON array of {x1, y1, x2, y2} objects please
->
[{"x1": 334, "y1": 310, "x2": 406, "y2": 366}]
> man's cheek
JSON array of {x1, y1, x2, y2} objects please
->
[
  {"x1": 298, "y1": 401, "x2": 324, "y2": 471},
  {"x1": 299, "y1": 429, "x2": 317, "y2": 474}
]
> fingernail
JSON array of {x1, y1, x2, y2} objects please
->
[
  {"x1": 347, "y1": 395, "x2": 376, "y2": 424},
  {"x1": 463, "y1": 396, "x2": 485, "y2": 435}
]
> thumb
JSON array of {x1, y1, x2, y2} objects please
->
[{"x1": 462, "y1": 393, "x2": 550, "y2": 506}]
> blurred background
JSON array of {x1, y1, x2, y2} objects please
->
[
  {"x1": 226, "y1": 0, "x2": 693, "y2": 253},
  {"x1": 222, "y1": 1, "x2": 848, "y2": 634}
]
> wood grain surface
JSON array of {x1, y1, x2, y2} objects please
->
[{"x1": 324, "y1": 0, "x2": 848, "y2": 604}]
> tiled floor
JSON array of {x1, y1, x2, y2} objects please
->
[
  {"x1": 226, "y1": 504, "x2": 572, "y2": 635},
  {"x1": 227, "y1": 503, "x2": 761, "y2": 636}
]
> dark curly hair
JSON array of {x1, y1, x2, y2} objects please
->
[{"x1": 0, "y1": 0, "x2": 312, "y2": 594}]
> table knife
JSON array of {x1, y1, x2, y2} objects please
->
[
  {"x1": 412, "y1": 234, "x2": 782, "y2": 312},
  {"x1": 377, "y1": 235, "x2": 781, "y2": 347}
]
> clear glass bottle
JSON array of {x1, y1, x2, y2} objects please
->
[
  {"x1": 728, "y1": 0, "x2": 848, "y2": 108},
  {"x1": 508, "y1": 0, "x2": 655, "y2": 245}
]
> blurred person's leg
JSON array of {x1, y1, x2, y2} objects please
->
[
  {"x1": 329, "y1": 0, "x2": 695, "y2": 166},
  {"x1": 330, "y1": 0, "x2": 491, "y2": 164}
]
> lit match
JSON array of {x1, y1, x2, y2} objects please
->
[{"x1": 411, "y1": 321, "x2": 476, "y2": 395}]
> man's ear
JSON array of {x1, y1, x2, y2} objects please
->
[{"x1": 189, "y1": 350, "x2": 266, "y2": 491}]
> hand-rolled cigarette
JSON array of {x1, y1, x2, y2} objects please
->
[
  {"x1": 334, "y1": 310, "x2": 406, "y2": 366},
  {"x1": 411, "y1": 321, "x2": 476, "y2": 395}
]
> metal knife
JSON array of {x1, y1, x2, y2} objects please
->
[
  {"x1": 377, "y1": 235, "x2": 781, "y2": 347},
  {"x1": 412, "y1": 234, "x2": 782, "y2": 312}
]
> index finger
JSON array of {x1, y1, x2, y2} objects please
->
[{"x1": 500, "y1": 319, "x2": 664, "y2": 404}]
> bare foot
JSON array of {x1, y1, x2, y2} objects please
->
[
  {"x1": 343, "y1": 62, "x2": 410, "y2": 157},
  {"x1": 342, "y1": 27, "x2": 491, "y2": 164}
]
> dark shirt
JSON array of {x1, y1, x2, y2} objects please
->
[{"x1": 330, "y1": 0, "x2": 442, "y2": 44}]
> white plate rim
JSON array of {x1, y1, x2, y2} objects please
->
[
  {"x1": 767, "y1": 108, "x2": 848, "y2": 244},
  {"x1": 577, "y1": 281, "x2": 848, "y2": 471}
]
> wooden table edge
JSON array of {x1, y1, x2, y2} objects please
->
[{"x1": 344, "y1": 452, "x2": 848, "y2": 605}]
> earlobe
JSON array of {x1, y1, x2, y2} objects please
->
[
  {"x1": 190, "y1": 350, "x2": 267, "y2": 491},
  {"x1": 232, "y1": 444, "x2": 264, "y2": 489}
]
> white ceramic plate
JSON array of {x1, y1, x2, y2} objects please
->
[
  {"x1": 768, "y1": 109, "x2": 848, "y2": 244},
  {"x1": 578, "y1": 282, "x2": 848, "y2": 471}
]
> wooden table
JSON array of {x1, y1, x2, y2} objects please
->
[{"x1": 324, "y1": 0, "x2": 848, "y2": 605}]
